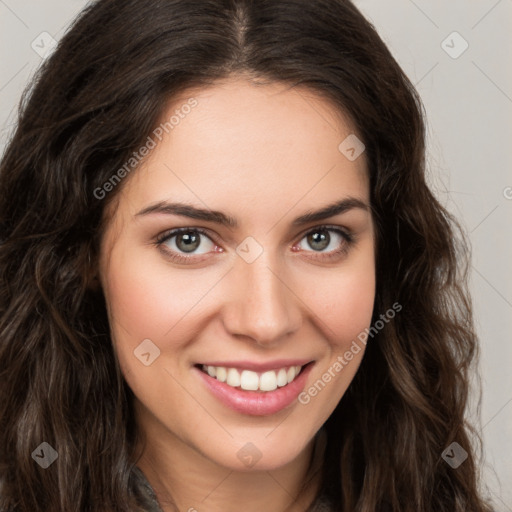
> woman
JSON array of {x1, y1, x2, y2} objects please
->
[{"x1": 0, "y1": 0, "x2": 494, "y2": 510}]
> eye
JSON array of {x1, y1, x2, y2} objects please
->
[
  {"x1": 294, "y1": 226, "x2": 353, "y2": 259},
  {"x1": 156, "y1": 227, "x2": 218, "y2": 262},
  {"x1": 155, "y1": 225, "x2": 354, "y2": 264}
]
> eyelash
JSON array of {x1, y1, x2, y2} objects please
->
[{"x1": 155, "y1": 225, "x2": 355, "y2": 264}]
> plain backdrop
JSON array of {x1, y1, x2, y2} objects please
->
[{"x1": 1, "y1": 0, "x2": 511, "y2": 510}]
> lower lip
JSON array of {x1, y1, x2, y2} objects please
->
[{"x1": 195, "y1": 363, "x2": 314, "y2": 416}]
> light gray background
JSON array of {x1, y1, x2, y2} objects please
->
[{"x1": 1, "y1": 0, "x2": 511, "y2": 509}]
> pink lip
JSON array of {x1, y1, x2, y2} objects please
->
[
  {"x1": 198, "y1": 359, "x2": 312, "y2": 373},
  {"x1": 194, "y1": 362, "x2": 314, "y2": 416}
]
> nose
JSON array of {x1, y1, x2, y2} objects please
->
[{"x1": 221, "y1": 253, "x2": 302, "y2": 346}]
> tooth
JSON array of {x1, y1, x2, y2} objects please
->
[
  {"x1": 276, "y1": 368, "x2": 288, "y2": 387},
  {"x1": 286, "y1": 366, "x2": 296, "y2": 383},
  {"x1": 259, "y1": 371, "x2": 278, "y2": 391},
  {"x1": 216, "y1": 366, "x2": 227, "y2": 382},
  {"x1": 226, "y1": 368, "x2": 241, "y2": 387},
  {"x1": 240, "y1": 370, "x2": 259, "y2": 391},
  {"x1": 207, "y1": 364, "x2": 302, "y2": 390}
]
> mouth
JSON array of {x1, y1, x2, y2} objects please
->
[
  {"x1": 194, "y1": 361, "x2": 315, "y2": 416},
  {"x1": 196, "y1": 363, "x2": 306, "y2": 392}
]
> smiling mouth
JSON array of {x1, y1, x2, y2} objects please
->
[{"x1": 196, "y1": 363, "x2": 309, "y2": 392}]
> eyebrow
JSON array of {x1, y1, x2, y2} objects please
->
[{"x1": 135, "y1": 197, "x2": 369, "y2": 228}]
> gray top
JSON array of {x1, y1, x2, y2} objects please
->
[{"x1": 131, "y1": 465, "x2": 164, "y2": 512}]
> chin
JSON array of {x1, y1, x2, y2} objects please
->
[{"x1": 202, "y1": 429, "x2": 316, "y2": 472}]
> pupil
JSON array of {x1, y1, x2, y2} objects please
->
[
  {"x1": 177, "y1": 231, "x2": 199, "y2": 253},
  {"x1": 308, "y1": 230, "x2": 329, "y2": 251}
]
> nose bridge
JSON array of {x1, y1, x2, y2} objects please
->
[{"x1": 223, "y1": 249, "x2": 301, "y2": 345}]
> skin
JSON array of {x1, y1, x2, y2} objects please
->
[{"x1": 98, "y1": 75, "x2": 376, "y2": 512}]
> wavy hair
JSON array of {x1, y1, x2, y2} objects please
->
[{"x1": 0, "y1": 0, "x2": 492, "y2": 510}]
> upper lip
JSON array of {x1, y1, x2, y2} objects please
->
[{"x1": 196, "y1": 359, "x2": 313, "y2": 372}]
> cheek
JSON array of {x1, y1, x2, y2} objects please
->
[
  {"x1": 297, "y1": 271, "x2": 375, "y2": 413},
  {"x1": 328, "y1": 271, "x2": 375, "y2": 344},
  {"x1": 101, "y1": 245, "x2": 212, "y2": 411},
  {"x1": 102, "y1": 242, "x2": 215, "y2": 341},
  {"x1": 300, "y1": 248, "x2": 376, "y2": 352}
]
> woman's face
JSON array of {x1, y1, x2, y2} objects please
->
[{"x1": 99, "y1": 77, "x2": 375, "y2": 471}]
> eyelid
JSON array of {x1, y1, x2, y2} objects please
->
[
  {"x1": 155, "y1": 225, "x2": 216, "y2": 241},
  {"x1": 295, "y1": 223, "x2": 352, "y2": 242}
]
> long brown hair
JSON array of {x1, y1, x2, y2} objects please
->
[{"x1": 0, "y1": 0, "x2": 493, "y2": 510}]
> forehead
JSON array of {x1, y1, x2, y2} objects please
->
[{"x1": 111, "y1": 77, "x2": 368, "y2": 222}]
